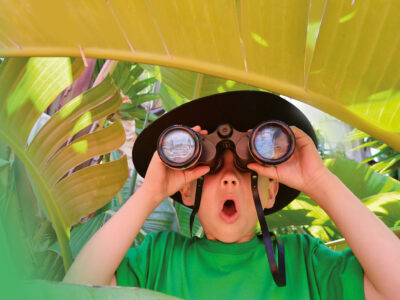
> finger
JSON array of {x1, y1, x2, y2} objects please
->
[
  {"x1": 192, "y1": 125, "x2": 201, "y2": 132},
  {"x1": 199, "y1": 129, "x2": 208, "y2": 135},
  {"x1": 291, "y1": 126, "x2": 316, "y2": 143},
  {"x1": 151, "y1": 150, "x2": 163, "y2": 163},
  {"x1": 290, "y1": 126, "x2": 316, "y2": 148},
  {"x1": 290, "y1": 126, "x2": 308, "y2": 138},
  {"x1": 247, "y1": 163, "x2": 278, "y2": 180},
  {"x1": 192, "y1": 125, "x2": 208, "y2": 135},
  {"x1": 183, "y1": 166, "x2": 210, "y2": 183}
]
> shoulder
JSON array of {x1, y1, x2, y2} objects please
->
[
  {"x1": 279, "y1": 233, "x2": 340, "y2": 259},
  {"x1": 280, "y1": 233, "x2": 324, "y2": 249},
  {"x1": 144, "y1": 230, "x2": 189, "y2": 244},
  {"x1": 280, "y1": 234, "x2": 364, "y2": 299},
  {"x1": 280, "y1": 233, "x2": 359, "y2": 265},
  {"x1": 124, "y1": 231, "x2": 189, "y2": 264}
]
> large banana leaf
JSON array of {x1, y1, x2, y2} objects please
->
[
  {"x1": 22, "y1": 280, "x2": 181, "y2": 300},
  {"x1": 141, "y1": 64, "x2": 262, "y2": 106},
  {"x1": 266, "y1": 157, "x2": 400, "y2": 242},
  {"x1": 140, "y1": 63, "x2": 265, "y2": 112},
  {"x1": 0, "y1": 0, "x2": 398, "y2": 150},
  {"x1": 0, "y1": 140, "x2": 40, "y2": 279},
  {"x1": 0, "y1": 58, "x2": 129, "y2": 270},
  {"x1": 0, "y1": 139, "x2": 69, "y2": 281}
]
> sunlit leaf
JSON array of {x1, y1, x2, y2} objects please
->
[
  {"x1": 1, "y1": 1, "x2": 400, "y2": 149},
  {"x1": 0, "y1": 58, "x2": 128, "y2": 271},
  {"x1": 141, "y1": 64, "x2": 263, "y2": 101}
]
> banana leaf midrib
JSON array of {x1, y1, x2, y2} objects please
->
[{"x1": 26, "y1": 76, "x2": 118, "y2": 168}]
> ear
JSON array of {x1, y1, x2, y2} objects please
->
[
  {"x1": 180, "y1": 183, "x2": 194, "y2": 206},
  {"x1": 265, "y1": 178, "x2": 279, "y2": 209}
]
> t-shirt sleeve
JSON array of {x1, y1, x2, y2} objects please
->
[
  {"x1": 116, "y1": 232, "x2": 157, "y2": 287},
  {"x1": 296, "y1": 234, "x2": 365, "y2": 299}
]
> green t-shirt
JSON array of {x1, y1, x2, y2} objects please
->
[{"x1": 117, "y1": 231, "x2": 364, "y2": 300}]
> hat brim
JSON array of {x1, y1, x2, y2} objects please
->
[{"x1": 132, "y1": 91, "x2": 317, "y2": 215}]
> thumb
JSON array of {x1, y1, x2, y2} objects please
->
[
  {"x1": 183, "y1": 166, "x2": 210, "y2": 183},
  {"x1": 247, "y1": 163, "x2": 278, "y2": 180}
]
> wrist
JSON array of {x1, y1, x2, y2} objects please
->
[
  {"x1": 130, "y1": 184, "x2": 165, "y2": 210},
  {"x1": 303, "y1": 168, "x2": 337, "y2": 201}
]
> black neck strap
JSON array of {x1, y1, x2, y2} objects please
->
[
  {"x1": 251, "y1": 171, "x2": 286, "y2": 287},
  {"x1": 190, "y1": 176, "x2": 204, "y2": 237}
]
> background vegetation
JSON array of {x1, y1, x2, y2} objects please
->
[{"x1": 0, "y1": 57, "x2": 399, "y2": 298}]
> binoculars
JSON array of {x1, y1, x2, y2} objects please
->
[{"x1": 157, "y1": 121, "x2": 295, "y2": 173}]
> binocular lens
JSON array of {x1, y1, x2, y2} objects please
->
[
  {"x1": 253, "y1": 124, "x2": 292, "y2": 161},
  {"x1": 159, "y1": 129, "x2": 197, "y2": 165}
]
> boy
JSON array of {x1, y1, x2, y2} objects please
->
[{"x1": 64, "y1": 91, "x2": 400, "y2": 299}]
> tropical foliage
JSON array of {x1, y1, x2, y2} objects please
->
[
  {"x1": 348, "y1": 128, "x2": 400, "y2": 178},
  {"x1": 0, "y1": 57, "x2": 128, "y2": 276},
  {"x1": 0, "y1": 57, "x2": 185, "y2": 299},
  {"x1": 1, "y1": 57, "x2": 399, "y2": 300}
]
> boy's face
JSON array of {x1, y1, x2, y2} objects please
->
[{"x1": 180, "y1": 150, "x2": 278, "y2": 243}]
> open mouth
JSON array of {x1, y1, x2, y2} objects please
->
[
  {"x1": 223, "y1": 200, "x2": 237, "y2": 216},
  {"x1": 220, "y1": 199, "x2": 239, "y2": 223}
]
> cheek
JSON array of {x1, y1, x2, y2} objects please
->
[
  {"x1": 198, "y1": 181, "x2": 219, "y2": 213},
  {"x1": 189, "y1": 181, "x2": 198, "y2": 201},
  {"x1": 257, "y1": 177, "x2": 269, "y2": 206}
]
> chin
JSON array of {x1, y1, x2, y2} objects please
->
[
  {"x1": 205, "y1": 228, "x2": 255, "y2": 244},
  {"x1": 216, "y1": 236, "x2": 240, "y2": 243}
]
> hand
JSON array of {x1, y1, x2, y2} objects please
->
[
  {"x1": 247, "y1": 126, "x2": 329, "y2": 195},
  {"x1": 140, "y1": 126, "x2": 210, "y2": 205}
]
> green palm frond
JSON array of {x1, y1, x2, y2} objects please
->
[
  {"x1": 348, "y1": 128, "x2": 400, "y2": 176},
  {"x1": 0, "y1": 58, "x2": 129, "y2": 271}
]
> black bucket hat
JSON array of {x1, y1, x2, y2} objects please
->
[{"x1": 132, "y1": 90, "x2": 317, "y2": 215}]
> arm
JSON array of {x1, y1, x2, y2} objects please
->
[
  {"x1": 62, "y1": 185, "x2": 161, "y2": 286},
  {"x1": 248, "y1": 127, "x2": 400, "y2": 300},
  {"x1": 309, "y1": 170, "x2": 400, "y2": 300},
  {"x1": 63, "y1": 127, "x2": 209, "y2": 286}
]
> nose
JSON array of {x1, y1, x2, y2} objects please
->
[
  {"x1": 219, "y1": 151, "x2": 240, "y2": 188},
  {"x1": 222, "y1": 174, "x2": 238, "y2": 187}
]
